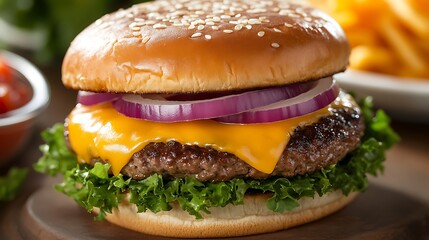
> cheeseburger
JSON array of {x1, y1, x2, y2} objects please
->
[{"x1": 35, "y1": 0, "x2": 398, "y2": 238}]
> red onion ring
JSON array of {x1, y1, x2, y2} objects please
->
[
  {"x1": 113, "y1": 82, "x2": 315, "y2": 122},
  {"x1": 217, "y1": 77, "x2": 339, "y2": 124},
  {"x1": 77, "y1": 91, "x2": 120, "y2": 106}
]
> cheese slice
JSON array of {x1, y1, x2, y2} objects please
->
[{"x1": 67, "y1": 95, "x2": 352, "y2": 176}]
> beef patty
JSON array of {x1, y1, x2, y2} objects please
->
[{"x1": 109, "y1": 105, "x2": 364, "y2": 182}]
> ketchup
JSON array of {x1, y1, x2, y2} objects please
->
[{"x1": 0, "y1": 58, "x2": 32, "y2": 114}]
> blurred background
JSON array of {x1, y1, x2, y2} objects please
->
[{"x1": 0, "y1": 0, "x2": 148, "y2": 64}]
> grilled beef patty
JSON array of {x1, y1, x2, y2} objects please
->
[{"x1": 114, "y1": 106, "x2": 364, "y2": 182}]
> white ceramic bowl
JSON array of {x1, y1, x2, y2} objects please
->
[{"x1": 335, "y1": 70, "x2": 429, "y2": 123}]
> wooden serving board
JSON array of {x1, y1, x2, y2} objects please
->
[{"x1": 16, "y1": 184, "x2": 429, "y2": 239}]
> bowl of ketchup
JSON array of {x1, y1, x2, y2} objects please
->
[{"x1": 0, "y1": 50, "x2": 49, "y2": 164}]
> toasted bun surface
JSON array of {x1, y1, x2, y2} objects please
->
[
  {"x1": 62, "y1": 0, "x2": 349, "y2": 93},
  {"x1": 97, "y1": 191, "x2": 356, "y2": 238}
]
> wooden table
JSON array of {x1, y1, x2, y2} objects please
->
[{"x1": 1, "y1": 63, "x2": 429, "y2": 239}]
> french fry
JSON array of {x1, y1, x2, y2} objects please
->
[
  {"x1": 345, "y1": 29, "x2": 380, "y2": 48},
  {"x1": 416, "y1": 39, "x2": 429, "y2": 58},
  {"x1": 309, "y1": 0, "x2": 429, "y2": 79},
  {"x1": 378, "y1": 15, "x2": 427, "y2": 76},
  {"x1": 350, "y1": 45, "x2": 397, "y2": 74},
  {"x1": 385, "y1": 0, "x2": 429, "y2": 39}
]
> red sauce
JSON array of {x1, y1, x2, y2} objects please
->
[{"x1": 0, "y1": 58, "x2": 32, "y2": 114}]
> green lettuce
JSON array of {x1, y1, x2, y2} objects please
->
[
  {"x1": 34, "y1": 123, "x2": 77, "y2": 176},
  {"x1": 0, "y1": 167, "x2": 28, "y2": 201},
  {"x1": 34, "y1": 97, "x2": 399, "y2": 219}
]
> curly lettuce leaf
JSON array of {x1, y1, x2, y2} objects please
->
[
  {"x1": 360, "y1": 97, "x2": 400, "y2": 149},
  {"x1": 56, "y1": 162, "x2": 130, "y2": 221},
  {"x1": 34, "y1": 123, "x2": 77, "y2": 176},
  {"x1": 0, "y1": 167, "x2": 28, "y2": 201},
  {"x1": 34, "y1": 97, "x2": 399, "y2": 219}
]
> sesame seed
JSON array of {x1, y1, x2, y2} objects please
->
[
  {"x1": 288, "y1": 13, "x2": 300, "y2": 18},
  {"x1": 102, "y1": 0, "x2": 323, "y2": 40},
  {"x1": 239, "y1": 19, "x2": 248, "y2": 25},
  {"x1": 195, "y1": 19, "x2": 205, "y2": 25},
  {"x1": 142, "y1": 36, "x2": 151, "y2": 44},
  {"x1": 99, "y1": 22, "x2": 111, "y2": 29},
  {"x1": 173, "y1": 10, "x2": 187, "y2": 16},
  {"x1": 247, "y1": 8, "x2": 266, "y2": 14},
  {"x1": 153, "y1": 23, "x2": 167, "y2": 29},
  {"x1": 271, "y1": 42, "x2": 280, "y2": 48},
  {"x1": 248, "y1": 18, "x2": 261, "y2": 24},
  {"x1": 191, "y1": 32, "x2": 202, "y2": 38},
  {"x1": 296, "y1": 8, "x2": 306, "y2": 14},
  {"x1": 234, "y1": 24, "x2": 243, "y2": 31}
]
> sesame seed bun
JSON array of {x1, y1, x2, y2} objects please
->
[
  {"x1": 95, "y1": 191, "x2": 357, "y2": 238},
  {"x1": 62, "y1": 0, "x2": 349, "y2": 93}
]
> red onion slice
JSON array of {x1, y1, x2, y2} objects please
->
[
  {"x1": 217, "y1": 77, "x2": 339, "y2": 124},
  {"x1": 77, "y1": 91, "x2": 120, "y2": 106},
  {"x1": 113, "y1": 82, "x2": 315, "y2": 122}
]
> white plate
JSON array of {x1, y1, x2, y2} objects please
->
[{"x1": 334, "y1": 70, "x2": 429, "y2": 123}]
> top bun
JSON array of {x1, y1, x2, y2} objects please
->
[{"x1": 62, "y1": 0, "x2": 349, "y2": 93}]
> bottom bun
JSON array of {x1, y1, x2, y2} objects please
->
[{"x1": 97, "y1": 191, "x2": 357, "y2": 238}]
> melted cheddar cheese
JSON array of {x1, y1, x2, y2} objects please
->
[{"x1": 67, "y1": 94, "x2": 352, "y2": 176}]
